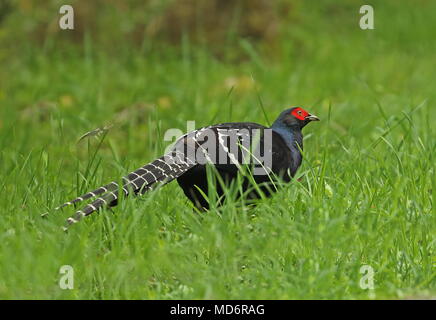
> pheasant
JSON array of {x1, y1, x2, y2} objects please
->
[{"x1": 53, "y1": 107, "x2": 319, "y2": 227}]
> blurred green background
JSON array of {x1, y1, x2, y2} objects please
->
[
  {"x1": 0, "y1": 0, "x2": 434, "y2": 299},
  {"x1": 1, "y1": 0, "x2": 435, "y2": 136}
]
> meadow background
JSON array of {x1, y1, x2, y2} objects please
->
[{"x1": 0, "y1": 0, "x2": 434, "y2": 299}]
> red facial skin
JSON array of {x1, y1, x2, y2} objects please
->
[{"x1": 291, "y1": 107, "x2": 310, "y2": 121}]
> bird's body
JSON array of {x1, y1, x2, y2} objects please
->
[
  {"x1": 53, "y1": 107, "x2": 319, "y2": 227},
  {"x1": 176, "y1": 122, "x2": 297, "y2": 209}
]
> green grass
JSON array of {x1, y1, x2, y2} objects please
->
[{"x1": 0, "y1": 1, "x2": 435, "y2": 299}]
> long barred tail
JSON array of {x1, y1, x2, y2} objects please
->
[
  {"x1": 54, "y1": 182, "x2": 119, "y2": 211},
  {"x1": 63, "y1": 150, "x2": 196, "y2": 229}
]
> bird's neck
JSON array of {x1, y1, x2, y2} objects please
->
[
  {"x1": 271, "y1": 122, "x2": 303, "y2": 150},
  {"x1": 271, "y1": 123, "x2": 303, "y2": 172}
]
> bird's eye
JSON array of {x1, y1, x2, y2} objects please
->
[{"x1": 297, "y1": 110, "x2": 302, "y2": 115}]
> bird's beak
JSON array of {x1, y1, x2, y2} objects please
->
[{"x1": 305, "y1": 114, "x2": 320, "y2": 121}]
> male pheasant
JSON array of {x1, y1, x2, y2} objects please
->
[{"x1": 53, "y1": 107, "x2": 319, "y2": 227}]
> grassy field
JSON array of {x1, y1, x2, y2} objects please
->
[{"x1": 0, "y1": 1, "x2": 435, "y2": 299}]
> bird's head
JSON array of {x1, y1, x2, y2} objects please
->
[{"x1": 272, "y1": 107, "x2": 320, "y2": 130}]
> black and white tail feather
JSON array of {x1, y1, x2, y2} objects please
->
[
  {"x1": 59, "y1": 150, "x2": 196, "y2": 230},
  {"x1": 53, "y1": 127, "x2": 215, "y2": 230}
]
